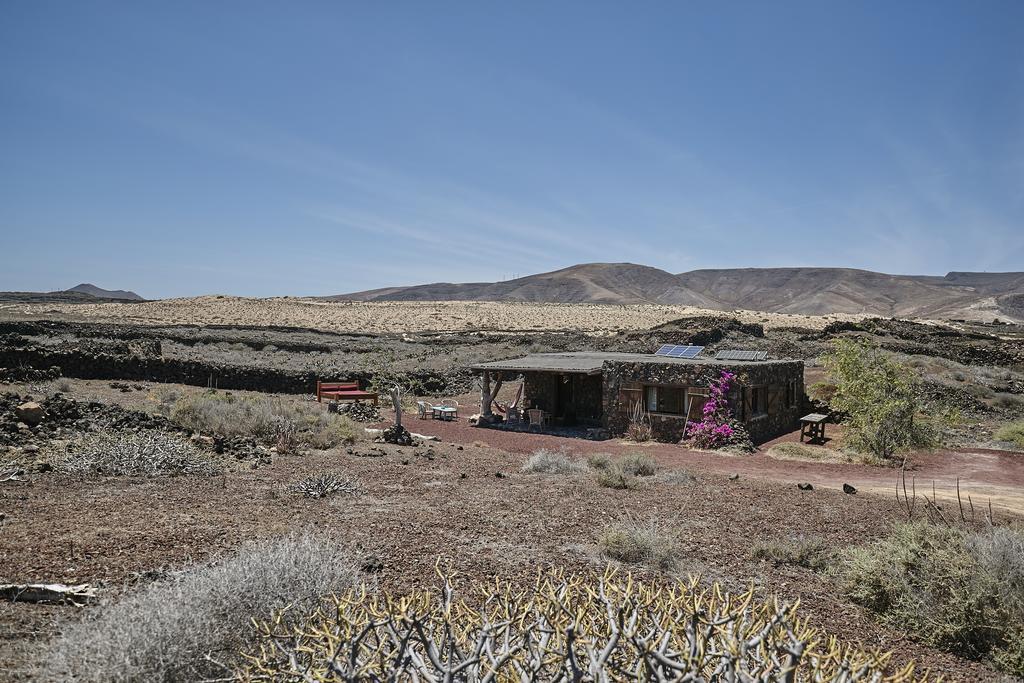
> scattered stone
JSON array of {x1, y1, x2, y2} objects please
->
[
  {"x1": 797, "y1": 482, "x2": 813, "y2": 491},
  {"x1": 380, "y1": 424, "x2": 414, "y2": 446},
  {"x1": 495, "y1": 471, "x2": 506, "y2": 478},
  {"x1": 843, "y1": 483, "x2": 857, "y2": 494},
  {"x1": 335, "y1": 401, "x2": 382, "y2": 423},
  {"x1": 459, "y1": 473, "x2": 467, "y2": 479},
  {"x1": 728, "y1": 473, "x2": 739, "y2": 481},
  {"x1": 15, "y1": 402, "x2": 44, "y2": 426},
  {"x1": 22, "y1": 444, "x2": 39, "y2": 454}
]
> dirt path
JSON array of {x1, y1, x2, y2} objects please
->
[{"x1": 392, "y1": 414, "x2": 1024, "y2": 516}]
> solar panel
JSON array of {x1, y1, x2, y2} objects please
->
[
  {"x1": 715, "y1": 349, "x2": 768, "y2": 361},
  {"x1": 654, "y1": 344, "x2": 704, "y2": 359}
]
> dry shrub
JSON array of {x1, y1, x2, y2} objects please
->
[
  {"x1": 620, "y1": 452, "x2": 656, "y2": 476},
  {"x1": 751, "y1": 535, "x2": 830, "y2": 571},
  {"x1": 171, "y1": 391, "x2": 359, "y2": 449},
  {"x1": 841, "y1": 522, "x2": 1024, "y2": 676},
  {"x1": 521, "y1": 448, "x2": 586, "y2": 475},
  {"x1": 237, "y1": 570, "x2": 920, "y2": 681},
  {"x1": 595, "y1": 462, "x2": 639, "y2": 490},
  {"x1": 57, "y1": 431, "x2": 221, "y2": 477},
  {"x1": 995, "y1": 421, "x2": 1024, "y2": 449},
  {"x1": 586, "y1": 452, "x2": 613, "y2": 471},
  {"x1": 288, "y1": 472, "x2": 360, "y2": 499},
  {"x1": 598, "y1": 518, "x2": 679, "y2": 570},
  {"x1": 625, "y1": 401, "x2": 653, "y2": 442},
  {"x1": 42, "y1": 533, "x2": 357, "y2": 682}
]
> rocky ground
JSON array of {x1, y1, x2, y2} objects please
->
[
  {"x1": 0, "y1": 377, "x2": 1016, "y2": 681},
  {"x1": 1, "y1": 300, "x2": 1022, "y2": 681}
]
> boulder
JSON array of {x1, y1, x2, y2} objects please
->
[{"x1": 15, "y1": 402, "x2": 44, "y2": 426}]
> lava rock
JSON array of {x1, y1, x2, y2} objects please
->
[
  {"x1": 797, "y1": 482, "x2": 813, "y2": 491},
  {"x1": 15, "y1": 402, "x2": 44, "y2": 426},
  {"x1": 843, "y1": 483, "x2": 857, "y2": 494}
]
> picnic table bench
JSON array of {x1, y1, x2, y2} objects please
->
[
  {"x1": 316, "y1": 381, "x2": 378, "y2": 404},
  {"x1": 799, "y1": 413, "x2": 828, "y2": 444}
]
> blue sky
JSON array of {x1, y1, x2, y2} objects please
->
[{"x1": 2, "y1": 1, "x2": 1022, "y2": 298}]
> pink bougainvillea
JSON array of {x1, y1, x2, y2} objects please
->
[{"x1": 686, "y1": 370, "x2": 743, "y2": 450}]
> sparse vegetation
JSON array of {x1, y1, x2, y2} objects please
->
[
  {"x1": 521, "y1": 448, "x2": 586, "y2": 474},
  {"x1": 43, "y1": 534, "x2": 357, "y2": 682},
  {"x1": 288, "y1": 472, "x2": 360, "y2": 498},
  {"x1": 995, "y1": 421, "x2": 1024, "y2": 449},
  {"x1": 620, "y1": 451, "x2": 656, "y2": 476},
  {"x1": 841, "y1": 522, "x2": 1024, "y2": 676},
  {"x1": 625, "y1": 401, "x2": 653, "y2": 442},
  {"x1": 57, "y1": 431, "x2": 221, "y2": 477},
  {"x1": 586, "y1": 452, "x2": 613, "y2": 470},
  {"x1": 598, "y1": 518, "x2": 679, "y2": 570},
  {"x1": 595, "y1": 462, "x2": 639, "y2": 489},
  {"x1": 822, "y1": 339, "x2": 937, "y2": 461},
  {"x1": 238, "y1": 571, "x2": 911, "y2": 681},
  {"x1": 170, "y1": 391, "x2": 359, "y2": 449},
  {"x1": 751, "y1": 535, "x2": 830, "y2": 571}
]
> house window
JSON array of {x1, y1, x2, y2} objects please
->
[
  {"x1": 643, "y1": 385, "x2": 685, "y2": 415},
  {"x1": 751, "y1": 386, "x2": 768, "y2": 417}
]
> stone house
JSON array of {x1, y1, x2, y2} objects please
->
[{"x1": 471, "y1": 351, "x2": 804, "y2": 444}]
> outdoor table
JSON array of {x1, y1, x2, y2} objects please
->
[
  {"x1": 799, "y1": 413, "x2": 828, "y2": 443},
  {"x1": 433, "y1": 406, "x2": 457, "y2": 421}
]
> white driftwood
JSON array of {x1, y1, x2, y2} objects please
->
[
  {"x1": 363, "y1": 428, "x2": 439, "y2": 442},
  {"x1": 0, "y1": 583, "x2": 98, "y2": 605}
]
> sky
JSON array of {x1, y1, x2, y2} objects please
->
[{"x1": 1, "y1": 1, "x2": 1023, "y2": 298}]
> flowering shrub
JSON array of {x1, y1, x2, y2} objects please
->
[{"x1": 686, "y1": 370, "x2": 751, "y2": 451}]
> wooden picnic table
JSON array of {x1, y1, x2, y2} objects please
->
[{"x1": 799, "y1": 413, "x2": 828, "y2": 444}]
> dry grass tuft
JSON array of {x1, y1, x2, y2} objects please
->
[
  {"x1": 521, "y1": 448, "x2": 586, "y2": 475},
  {"x1": 595, "y1": 463, "x2": 640, "y2": 490},
  {"x1": 42, "y1": 533, "x2": 357, "y2": 683},
  {"x1": 751, "y1": 535, "x2": 831, "y2": 571},
  {"x1": 620, "y1": 452, "x2": 656, "y2": 476},
  {"x1": 598, "y1": 518, "x2": 680, "y2": 570}
]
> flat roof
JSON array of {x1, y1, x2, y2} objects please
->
[{"x1": 470, "y1": 351, "x2": 797, "y2": 374}]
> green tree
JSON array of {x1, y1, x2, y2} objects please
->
[{"x1": 822, "y1": 339, "x2": 936, "y2": 461}]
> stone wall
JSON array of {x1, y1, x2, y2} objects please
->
[
  {"x1": 0, "y1": 345, "x2": 453, "y2": 395},
  {"x1": 601, "y1": 360, "x2": 804, "y2": 444}
]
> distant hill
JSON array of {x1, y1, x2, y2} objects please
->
[
  {"x1": 65, "y1": 283, "x2": 144, "y2": 301},
  {"x1": 331, "y1": 263, "x2": 1024, "y2": 321}
]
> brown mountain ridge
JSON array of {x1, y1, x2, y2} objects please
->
[{"x1": 333, "y1": 263, "x2": 1024, "y2": 321}]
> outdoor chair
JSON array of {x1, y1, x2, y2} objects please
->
[
  {"x1": 527, "y1": 409, "x2": 545, "y2": 431},
  {"x1": 441, "y1": 399, "x2": 459, "y2": 418},
  {"x1": 417, "y1": 401, "x2": 434, "y2": 419},
  {"x1": 505, "y1": 406, "x2": 522, "y2": 426}
]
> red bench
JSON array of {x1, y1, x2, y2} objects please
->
[{"x1": 316, "y1": 381, "x2": 378, "y2": 404}]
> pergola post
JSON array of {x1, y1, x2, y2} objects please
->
[{"x1": 480, "y1": 371, "x2": 492, "y2": 418}]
